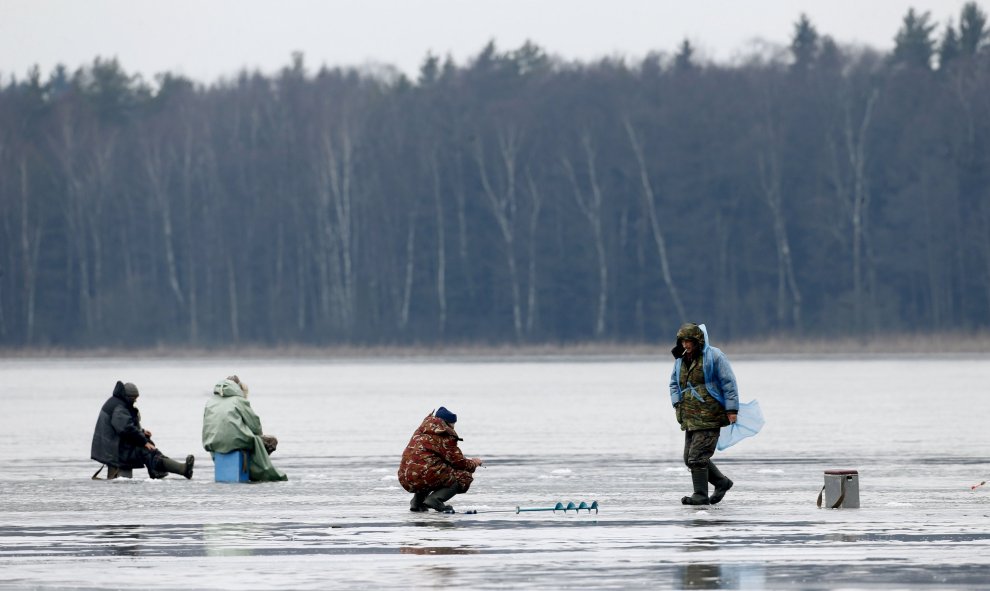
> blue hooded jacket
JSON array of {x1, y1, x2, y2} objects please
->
[{"x1": 669, "y1": 324, "x2": 739, "y2": 412}]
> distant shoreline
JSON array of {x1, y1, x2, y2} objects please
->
[{"x1": 2, "y1": 333, "x2": 989, "y2": 360}]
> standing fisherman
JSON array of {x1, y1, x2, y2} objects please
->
[
  {"x1": 670, "y1": 323, "x2": 738, "y2": 505},
  {"x1": 398, "y1": 407, "x2": 483, "y2": 513}
]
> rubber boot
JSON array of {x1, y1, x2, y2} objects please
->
[
  {"x1": 707, "y1": 462, "x2": 733, "y2": 505},
  {"x1": 423, "y1": 486, "x2": 459, "y2": 513},
  {"x1": 410, "y1": 491, "x2": 429, "y2": 512},
  {"x1": 160, "y1": 455, "x2": 195, "y2": 479},
  {"x1": 681, "y1": 468, "x2": 710, "y2": 505}
]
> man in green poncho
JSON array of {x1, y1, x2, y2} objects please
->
[{"x1": 202, "y1": 375, "x2": 287, "y2": 482}]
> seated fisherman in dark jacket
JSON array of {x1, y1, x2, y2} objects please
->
[{"x1": 91, "y1": 380, "x2": 195, "y2": 480}]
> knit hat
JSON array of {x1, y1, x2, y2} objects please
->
[
  {"x1": 123, "y1": 382, "x2": 140, "y2": 401},
  {"x1": 435, "y1": 406, "x2": 457, "y2": 424}
]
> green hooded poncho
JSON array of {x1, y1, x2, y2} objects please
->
[{"x1": 202, "y1": 379, "x2": 287, "y2": 482}]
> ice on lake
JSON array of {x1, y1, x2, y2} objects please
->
[{"x1": 1, "y1": 355, "x2": 988, "y2": 589}]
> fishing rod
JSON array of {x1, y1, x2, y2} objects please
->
[
  {"x1": 462, "y1": 501, "x2": 599, "y2": 515},
  {"x1": 971, "y1": 480, "x2": 986, "y2": 490}
]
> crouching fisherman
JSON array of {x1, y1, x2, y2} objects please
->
[
  {"x1": 91, "y1": 381, "x2": 195, "y2": 480},
  {"x1": 398, "y1": 407, "x2": 483, "y2": 513},
  {"x1": 202, "y1": 375, "x2": 287, "y2": 482},
  {"x1": 670, "y1": 323, "x2": 737, "y2": 505}
]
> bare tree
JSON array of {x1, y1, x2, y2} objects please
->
[
  {"x1": 51, "y1": 110, "x2": 97, "y2": 336},
  {"x1": 562, "y1": 132, "x2": 609, "y2": 337},
  {"x1": 828, "y1": 88, "x2": 879, "y2": 327},
  {"x1": 315, "y1": 119, "x2": 358, "y2": 335},
  {"x1": 430, "y1": 151, "x2": 448, "y2": 335},
  {"x1": 18, "y1": 156, "x2": 42, "y2": 344},
  {"x1": 399, "y1": 207, "x2": 418, "y2": 332},
  {"x1": 624, "y1": 119, "x2": 687, "y2": 322},
  {"x1": 845, "y1": 89, "x2": 879, "y2": 327},
  {"x1": 755, "y1": 116, "x2": 803, "y2": 331},
  {"x1": 524, "y1": 169, "x2": 544, "y2": 336},
  {"x1": 179, "y1": 116, "x2": 201, "y2": 343},
  {"x1": 141, "y1": 131, "x2": 186, "y2": 311},
  {"x1": 475, "y1": 126, "x2": 524, "y2": 340}
]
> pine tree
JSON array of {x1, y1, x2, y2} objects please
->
[
  {"x1": 939, "y1": 24, "x2": 962, "y2": 68},
  {"x1": 892, "y1": 8, "x2": 937, "y2": 69},
  {"x1": 791, "y1": 14, "x2": 819, "y2": 71},
  {"x1": 673, "y1": 39, "x2": 696, "y2": 74},
  {"x1": 959, "y1": 2, "x2": 989, "y2": 56}
]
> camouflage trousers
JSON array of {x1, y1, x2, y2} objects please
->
[
  {"x1": 443, "y1": 469, "x2": 474, "y2": 493},
  {"x1": 682, "y1": 429, "x2": 719, "y2": 470}
]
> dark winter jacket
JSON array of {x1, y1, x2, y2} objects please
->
[
  {"x1": 397, "y1": 413, "x2": 476, "y2": 493},
  {"x1": 91, "y1": 381, "x2": 151, "y2": 468}
]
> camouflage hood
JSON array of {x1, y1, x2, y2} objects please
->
[
  {"x1": 668, "y1": 323, "x2": 739, "y2": 413},
  {"x1": 671, "y1": 322, "x2": 708, "y2": 359},
  {"x1": 417, "y1": 415, "x2": 462, "y2": 441}
]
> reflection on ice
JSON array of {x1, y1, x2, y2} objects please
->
[
  {"x1": 97, "y1": 525, "x2": 144, "y2": 557},
  {"x1": 677, "y1": 564, "x2": 767, "y2": 590},
  {"x1": 399, "y1": 546, "x2": 480, "y2": 555},
  {"x1": 203, "y1": 523, "x2": 269, "y2": 557}
]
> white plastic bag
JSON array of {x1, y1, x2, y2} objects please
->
[{"x1": 717, "y1": 399, "x2": 764, "y2": 450}]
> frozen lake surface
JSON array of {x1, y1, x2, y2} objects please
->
[{"x1": 1, "y1": 355, "x2": 988, "y2": 589}]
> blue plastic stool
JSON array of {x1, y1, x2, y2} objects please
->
[{"x1": 213, "y1": 450, "x2": 250, "y2": 483}]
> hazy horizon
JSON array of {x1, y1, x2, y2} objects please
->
[{"x1": 1, "y1": 0, "x2": 976, "y2": 85}]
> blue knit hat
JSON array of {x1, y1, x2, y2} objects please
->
[{"x1": 435, "y1": 406, "x2": 457, "y2": 424}]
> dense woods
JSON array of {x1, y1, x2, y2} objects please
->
[{"x1": 2, "y1": 6, "x2": 989, "y2": 348}]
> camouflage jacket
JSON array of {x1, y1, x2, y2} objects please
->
[
  {"x1": 674, "y1": 354, "x2": 730, "y2": 431},
  {"x1": 669, "y1": 323, "x2": 739, "y2": 431},
  {"x1": 397, "y1": 414, "x2": 476, "y2": 493}
]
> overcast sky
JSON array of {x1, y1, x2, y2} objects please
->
[{"x1": 1, "y1": 0, "x2": 976, "y2": 84}]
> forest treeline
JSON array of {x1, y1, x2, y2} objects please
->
[{"x1": 1, "y1": 6, "x2": 989, "y2": 347}]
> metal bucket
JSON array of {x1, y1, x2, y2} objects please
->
[{"x1": 817, "y1": 469, "x2": 859, "y2": 508}]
